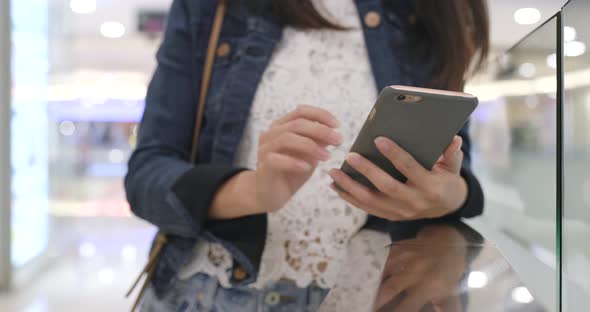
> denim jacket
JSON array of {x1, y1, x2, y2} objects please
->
[{"x1": 124, "y1": 0, "x2": 484, "y2": 296}]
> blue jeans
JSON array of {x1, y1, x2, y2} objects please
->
[{"x1": 140, "y1": 273, "x2": 329, "y2": 312}]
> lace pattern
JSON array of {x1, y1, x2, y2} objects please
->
[{"x1": 178, "y1": 0, "x2": 379, "y2": 289}]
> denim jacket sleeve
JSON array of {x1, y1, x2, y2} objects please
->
[
  {"x1": 124, "y1": 0, "x2": 267, "y2": 282},
  {"x1": 126, "y1": 0, "x2": 216, "y2": 237}
]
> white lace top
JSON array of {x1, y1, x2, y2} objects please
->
[{"x1": 178, "y1": 0, "x2": 379, "y2": 289}]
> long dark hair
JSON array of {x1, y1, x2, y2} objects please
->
[{"x1": 268, "y1": 0, "x2": 490, "y2": 91}]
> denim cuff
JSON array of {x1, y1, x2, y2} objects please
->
[
  {"x1": 172, "y1": 165, "x2": 268, "y2": 285},
  {"x1": 172, "y1": 165, "x2": 247, "y2": 228}
]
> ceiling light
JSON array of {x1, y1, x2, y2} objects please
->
[
  {"x1": 78, "y1": 242, "x2": 96, "y2": 258},
  {"x1": 566, "y1": 41, "x2": 586, "y2": 57},
  {"x1": 564, "y1": 26, "x2": 577, "y2": 42},
  {"x1": 100, "y1": 21, "x2": 126, "y2": 38},
  {"x1": 518, "y1": 63, "x2": 536, "y2": 78},
  {"x1": 70, "y1": 0, "x2": 96, "y2": 14},
  {"x1": 514, "y1": 8, "x2": 541, "y2": 25},
  {"x1": 511, "y1": 286, "x2": 534, "y2": 304},
  {"x1": 546, "y1": 53, "x2": 557, "y2": 69},
  {"x1": 59, "y1": 120, "x2": 76, "y2": 136},
  {"x1": 467, "y1": 271, "x2": 488, "y2": 289},
  {"x1": 98, "y1": 267, "x2": 115, "y2": 285}
]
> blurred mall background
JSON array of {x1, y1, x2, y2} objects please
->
[{"x1": 0, "y1": 0, "x2": 589, "y2": 311}]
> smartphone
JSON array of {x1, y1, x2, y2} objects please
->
[{"x1": 341, "y1": 85, "x2": 478, "y2": 190}]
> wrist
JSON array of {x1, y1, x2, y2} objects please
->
[
  {"x1": 457, "y1": 176, "x2": 469, "y2": 209},
  {"x1": 239, "y1": 170, "x2": 263, "y2": 215},
  {"x1": 209, "y1": 170, "x2": 262, "y2": 219},
  {"x1": 454, "y1": 176, "x2": 469, "y2": 212},
  {"x1": 450, "y1": 176, "x2": 469, "y2": 213}
]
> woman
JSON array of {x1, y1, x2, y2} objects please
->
[{"x1": 125, "y1": 0, "x2": 488, "y2": 310}]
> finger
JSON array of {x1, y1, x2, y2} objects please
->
[
  {"x1": 434, "y1": 296, "x2": 462, "y2": 312},
  {"x1": 329, "y1": 182, "x2": 375, "y2": 213},
  {"x1": 329, "y1": 183, "x2": 364, "y2": 208},
  {"x1": 375, "y1": 271, "x2": 421, "y2": 309},
  {"x1": 329, "y1": 181, "x2": 402, "y2": 221},
  {"x1": 437, "y1": 136, "x2": 463, "y2": 173},
  {"x1": 262, "y1": 132, "x2": 330, "y2": 162},
  {"x1": 433, "y1": 305, "x2": 444, "y2": 312},
  {"x1": 394, "y1": 288, "x2": 430, "y2": 312},
  {"x1": 262, "y1": 152, "x2": 312, "y2": 172},
  {"x1": 328, "y1": 169, "x2": 410, "y2": 220},
  {"x1": 328, "y1": 169, "x2": 378, "y2": 205},
  {"x1": 443, "y1": 136, "x2": 462, "y2": 160},
  {"x1": 374, "y1": 137, "x2": 431, "y2": 185},
  {"x1": 266, "y1": 118, "x2": 343, "y2": 146},
  {"x1": 374, "y1": 287, "x2": 403, "y2": 311},
  {"x1": 345, "y1": 152, "x2": 416, "y2": 200},
  {"x1": 273, "y1": 105, "x2": 340, "y2": 128},
  {"x1": 383, "y1": 251, "x2": 416, "y2": 278}
]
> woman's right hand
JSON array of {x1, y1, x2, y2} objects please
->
[
  {"x1": 209, "y1": 105, "x2": 342, "y2": 219},
  {"x1": 255, "y1": 105, "x2": 342, "y2": 212}
]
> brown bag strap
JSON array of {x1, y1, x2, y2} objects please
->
[
  {"x1": 126, "y1": 2, "x2": 227, "y2": 310},
  {"x1": 190, "y1": 0, "x2": 227, "y2": 163}
]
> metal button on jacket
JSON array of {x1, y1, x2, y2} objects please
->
[
  {"x1": 265, "y1": 291, "x2": 281, "y2": 305},
  {"x1": 216, "y1": 42, "x2": 231, "y2": 57},
  {"x1": 232, "y1": 266, "x2": 248, "y2": 281},
  {"x1": 364, "y1": 11, "x2": 381, "y2": 28}
]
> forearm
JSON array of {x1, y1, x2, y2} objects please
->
[{"x1": 209, "y1": 170, "x2": 262, "y2": 219}]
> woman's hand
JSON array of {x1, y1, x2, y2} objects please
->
[
  {"x1": 328, "y1": 136, "x2": 467, "y2": 221},
  {"x1": 209, "y1": 105, "x2": 342, "y2": 219},
  {"x1": 255, "y1": 105, "x2": 342, "y2": 212}
]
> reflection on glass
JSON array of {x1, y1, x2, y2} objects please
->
[
  {"x1": 375, "y1": 225, "x2": 473, "y2": 311},
  {"x1": 373, "y1": 223, "x2": 546, "y2": 312},
  {"x1": 562, "y1": 0, "x2": 590, "y2": 310},
  {"x1": 465, "y1": 17, "x2": 558, "y2": 311},
  {"x1": 319, "y1": 222, "x2": 547, "y2": 312}
]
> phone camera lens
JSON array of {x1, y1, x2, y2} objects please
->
[{"x1": 397, "y1": 95, "x2": 406, "y2": 101}]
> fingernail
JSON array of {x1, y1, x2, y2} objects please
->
[
  {"x1": 296, "y1": 161, "x2": 311, "y2": 171},
  {"x1": 374, "y1": 137, "x2": 393, "y2": 152},
  {"x1": 332, "y1": 118, "x2": 341, "y2": 128},
  {"x1": 318, "y1": 148, "x2": 330, "y2": 160},
  {"x1": 328, "y1": 131, "x2": 343, "y2": 145},
  {"x1": 346, "y1": 153, "x2": 362, "y2": 166},
  {"x1": 328, "y1": 169, "x2": 337, "y2": 177},
  {"x1": 454, "y1": 138, "x2": 462, "y2": 154}
]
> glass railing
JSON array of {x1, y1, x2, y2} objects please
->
[
  {"x1": 562, "y1": 1, "x2": 590, "y2": 311},
  {"x1": 466, "y1": 15, "x2": 559, "y2": 312},
  {"x1": 466, "y1": 0, "x2": 590, "y2": 310}
]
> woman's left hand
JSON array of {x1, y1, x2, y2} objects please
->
[{"x1": 328, "y1": 136, "x2": 468, "y2": 221}]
